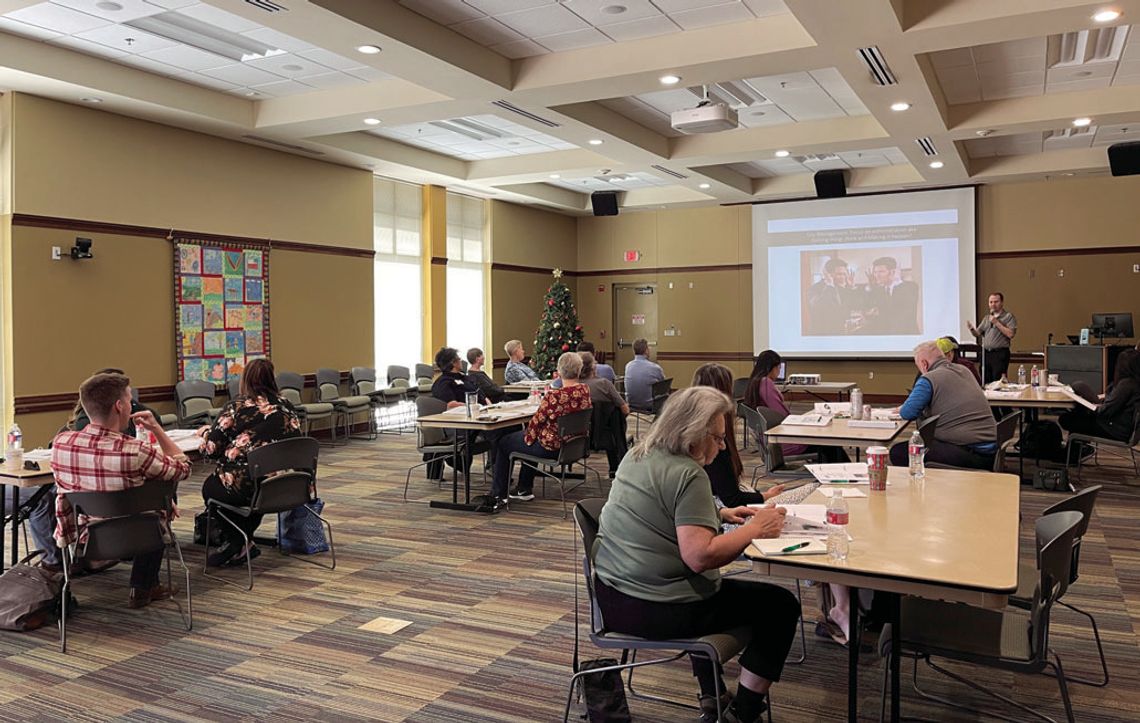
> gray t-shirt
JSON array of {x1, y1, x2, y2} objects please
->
[
  {"x1": 977, "y1": 310, "x2": 1016, "y2": 350},
  {"x1": 585, "y1": 377, "x2": 625, "y2": 409},
  {"x1": 592, "y1": 448, "x2": 721, "y2": 603}
]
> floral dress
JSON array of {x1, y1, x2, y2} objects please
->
[
  {"x1": 524, "y1": 384, "x2": 592, "y2": 451},
  {"x1": 202, "y1": 393, "x2": 302, "y2": 498}
]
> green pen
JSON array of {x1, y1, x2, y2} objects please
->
[{"x1": 780, "y1": 541, "x2": 810, "y2": 553}]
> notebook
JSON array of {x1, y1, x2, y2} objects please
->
[
  {"x1": 781, "y1": 413, "x2": 832, "y2": 427},
  {"x1": 751, "y1": 538, "x2": 827, "y2": 557}
]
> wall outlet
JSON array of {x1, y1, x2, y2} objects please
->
[
  {"x1": 1133, "y1": 263, "x2": 1139, "y2": 273},
  {"x1": 51, "y1": 246, "x2": 61, "y2": 261},
  {"x1": 1057, "y1": 269, "x2": 1065, "y2": 278},
  {"x1": 868, "y1": 371, "x2": 874, "y2": 380}
]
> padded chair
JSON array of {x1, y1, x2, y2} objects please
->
[
  {"x1": 350, "y1": 366, "x2": 386, "y2": 435},
  {"x1": 1009, "y1": 485, "x2": 1107, "y2": 687},
  {"x1": 878, "y1": 510, "x2": 1083, "y2": 723},
  {"x1": 203, "y1": 437, "x2": 333, "y2": 591},
  {"x1": 317, "y1": 368, "x2": 374, "y2": 441},
  {"x1": 649, "y1": 377, "x2": 673, "y2": 417},
  {"x1": 1065, "y1": 407, "x2": 1140, "y2": 482},
  {"x1": 129, "y1": 386, "x2": 178, "y2": 428},
  {"x1": 731, "y1": 376, "x2": 749, "y2": 403},
  {"x1": 738, "y1": 403, "x2": 817, "y2": 482},
  {"x1": 509, "y1": 408, "x2": 601, "y2": 518},
  {"x1": 227, "y1": 378, "x2": 241, "y2": 402},
  {"x1": 415, "y1": 363, "x2": 434, "y2": 394},
  {"x1": 276, "y1": 371, "x2": 337, "y2": 443},
  {"x1": 405, "y1": 396, "x2": 469, "y2": 500},
  {"x1": 916, "y1": 414, "x2": 939, "y2": 447},
  {"x1": 566, "y1": 498, "x2": 755, "y2": 723},
  {"x1": 925, "y1": 411, "x2": 1019, "y2": 473},
  {"x1": 60, "y1": 479, "x2": 191, "y2": 653},
  {"x1": 174, "y1": 380, "x2": 221, "y2": 428}
]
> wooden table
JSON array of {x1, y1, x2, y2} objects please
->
[
  {"x1": 986, "y1": 386, "x2": 1077, "y2": 482},
  {"x1": 765, "y1": 418, "x2": 910, "y2": 459},
  {"x1": 417, "y1": 402, "x2": 538, "y2": 511},
  {"x1": 503, "y1": 380, "x2": 548, "y2": 395},
  {"x1": 746, "y1": 467, "x2": 1021, "y2": 722},
  {"x1": 777, "y1": 381, "x2": 857, "y2": 401},
  {"x1": 0, "y1": 462, "x2": 55, "y2": 572}
]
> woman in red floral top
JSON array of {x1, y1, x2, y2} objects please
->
[
  {"x1": 492, "y1": 351, "x2": 592, "y2": 505},
  {"x1": 200, "y1": 358, "x2": 302, "y2": 566}
]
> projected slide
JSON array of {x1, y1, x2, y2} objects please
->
[{"x1": 753, "y1": 189, "x2": 976, "y2": 358}]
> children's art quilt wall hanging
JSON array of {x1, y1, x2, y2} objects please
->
[{"x1": 174, "y1": 240, "x2": 270, "y2": 384}]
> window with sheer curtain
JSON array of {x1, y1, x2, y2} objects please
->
[
  {"x1": 374, "y1": 178, "x2": 423, "y2": 385},
  {"x1": 445, "y1": 192, "x2": 487, "y2": 359}
]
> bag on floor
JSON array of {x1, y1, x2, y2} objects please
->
[
  {"x1": 277, "y1": 499, "x2": 330, "y2": 554},
  {"x1": 0, "y1": 551, "x2": 62, "y2": 631},
  {"x1": 1034, "y1": 467, "x2": 1070, "y2": 492},
  {"x1": 1019, "y1": 420, "x2": 1065, "y2": 462},
  {"x1": 193, "y1": 510, "x2": 225, "y2": 547},
  {"x1": 579, "y1": 658, "x2": 631, "y2": 723}
]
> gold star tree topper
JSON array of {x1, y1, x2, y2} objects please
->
[{"x1": 552, "y1": 267, "x2": 563, "y2": 279}]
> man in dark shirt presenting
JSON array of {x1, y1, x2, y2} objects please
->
[{"x1": 806, "y1": 257, "x2": 856, "y2": 335}]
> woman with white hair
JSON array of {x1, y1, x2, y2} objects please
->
[
  {"x1": 592, "y1": 386, "x2": 800, "y2": 722},
  {"x1": 491, "y1": 351, "x2": 591, "y2": 506}
]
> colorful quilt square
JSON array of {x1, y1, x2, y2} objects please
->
[
  {"x1": 225, "y1": 330, "x2": 244, "y2": 356},
  {"x1": 202, "y1": 277, "x2": 223, "y2": 301},
  {"x1": 244, "y1": 278, "x2": 263, "y2": 303},
  {"x1": 225, "y1": 306, "x2": 245, "y2": 328},
  {"x1": 226, "y1": 358, "x2": 245, "y2": 381},
  {"x1": 202, "y1": 248, "x2": 224, "y2": 276},
  {"x1": 224, "y1": 251, "x2": 243, "y2": 277},
  {"x1": 180, "y1": 304, "x2": 202, "y2": 330},
  {"x1": 203, "y1": 301, "x2": 224, "y2": 330},
  {"x1": 204, "y1": 331, "x2": 225, "y2": 356},
  {"x1": 244, "y1": 306, "x2": 263, "y2": 330},
  {"x1": 224, "y1": 277, "x2": 243, "y2": 302},
  {"x1": 245, "y1": 330, "x2": 264, "y2": 354},
  {"x1": 181, "y1": 330, "x2": 202, "y2": 357},
  {"x1": 207, "y1": 359, "x2": 227, "y2": 383},
  {"x1": 178, "y1": 245, "x2": 201, "y2": 275},
  {"x1": 245, "y1": 250, "x2": 263, "y2": 277},
  {"x1": 182, "y1": 358, "x2": 207, "y2": 382},
  {"x1": 181, "y1": 276, "x2": 202, "y2": 302}
]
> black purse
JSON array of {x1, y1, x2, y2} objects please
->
[{"x1": 193, "y1": 510, "x2": 225, "y2": 546}]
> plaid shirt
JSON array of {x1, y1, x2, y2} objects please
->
[{"x1": 51, "y1": 424, "x2": 191, "y2": 547}]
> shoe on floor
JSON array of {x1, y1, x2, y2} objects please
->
[
  {"x1": 76, "y1": 559, "x2": 119, "y2": 577},
  {"x1": 699, "y1": 692, "x2": 734, "y2": 722},
  {"x1": 225, "y1": 544, "x2": 261, "y2": 567},
  {"x1": 508, "y1": 487, "x2": 535, "y2": 501},
  {"x1": 207, "y1": 540, "x2": 241, "y2": 567},
  {"x1": 127, "y1": 584, "x2": 177, "y2": 609},
  {"x1": 815, "y1": 618, "x2": 848, "y2": 647}
]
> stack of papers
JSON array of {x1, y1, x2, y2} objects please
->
[
  {"x1": 985, "y1": 390, "x2": 1024, "y2": 399},
  {"x1": 751, "y1": 538, "x2": 827, "y2": 556},
  {"x1": 780, "y1": 413, "x2": 832, "y2": 427},
  {"x1": 24, "y1": 448, "x2": 52, "y2": 462},
  {"x1": 813, "y1": 402, "x2": 850, "y2": 416},
  {"x1": 817, "y1": 487, "x2": 867, "y2": 498},
  {"x1": 846, "y1": 419, "x2": 897, "y2": 429},
  {"x1": 806, "y1": 462, "x2": 869, "y2": 483}
]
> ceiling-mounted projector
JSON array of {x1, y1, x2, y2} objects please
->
[{"x1": 671, "y1": 101, "x2": 738, "y2": 134}]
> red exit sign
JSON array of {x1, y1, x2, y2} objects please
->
[{"x1": 624, "y1": 250, "x2": 641, "y2": 262}]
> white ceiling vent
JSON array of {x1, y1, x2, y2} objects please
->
[
  {"x1": 241, "y1": 135, "x2": 324, "y2": 155},
  {"x1": 491, "y1": 100, "x2": 560, "y2": 128},
  {"x1": 429, "y1": 118, "x2": 504, "y2": 141},
  {"x1": 857, "y1": 46, "x2": 898, "y2": 86},
  {"x1": 916, "y1": 137, "x2": 938, "y2": 156},
  {"x1": 1048, "y1": 26, "x2": 1129, "y2": 67},
  {"x1": 650, "y1": 164, "x2": 688, "y2": 180},
  {"x1": 244, "y1": 0, "x2": 289, "y2": 12},
  {"x1": 126, "y1": 12, "x2": 284, "y2": 62}
]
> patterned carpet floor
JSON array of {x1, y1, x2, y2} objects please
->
[{"x1": 1, "y1": 415, "x2": 1138, "y2": 721}]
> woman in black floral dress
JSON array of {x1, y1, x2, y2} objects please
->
[{"x1": 200, "y1": 358, "x2": 302, "y2": 566}]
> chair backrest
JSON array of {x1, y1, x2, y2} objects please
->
[
  {"x1": 415, "y1": 363, "x2": 434, "y2": 380},
  {"x1": 650, "y1": 378, "x2": 672, "y2": 398},
  {"x1": 276, "y1": 372, "x2": 305, "y2": 405},
  {"x1": 556, "y1": 409, "x2": 593, "y2": 465},
  {"x1": 175, "y1": 380, "x2": 216, "y2": 419},
  {"x1": 392, "y1": 378, "x2": 411, "y2": 390},
  {"x1": 352, "y1": 367, "x2": 377, "y2": 395},
  {"x1": 387, "y1": 365, "x2": 411, "y2": 383},
  {"x1": 251, "y1": 471, "x2": 315, "y2": 514},
  {"x1": 227, "y1": 378, "x2": 241, "y2": 402},
  {"x1": 917, "y1": 414, "x2": 940, "y2": 447},
  {"x1": 731, "y1": 377, "x2": 749, "y2": 402},
  {"x1": 415, "y1": 395, "x2": 449, "y2": 447},
  {"x1": 247, "y1": 437, "x2": 319, "y2": 479},
  {"x1": 316, "y1": 368, "x2": 342, "y2": 403},
  {"x1": 996, "y1": 411, "x2": 1020, "y2": 447},
  {"x1": 1029, "y1": 510, "x2": 1084, "y2": 657},
  {"x1": 65, "y1": 481, "x2": 179, "y2": 559},
  {"x1": 1041, "y1": 485, "x2": 1101, "y2": 584},
  {"x1": 574, "y1": 498, "x2": 608, "y2": 635},
  {"x1": 460, "y1": 359, "x2": 468, "y2": 373}
]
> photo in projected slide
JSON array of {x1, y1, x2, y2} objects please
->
[{"x1": 802, "y1": 246, "x2": 923, "y2": 336}]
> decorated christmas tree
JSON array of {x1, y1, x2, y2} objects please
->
[{"x1": 533, "y1": 268, "x2": 584, "y2": 378}]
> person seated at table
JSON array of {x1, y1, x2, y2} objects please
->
[
  {"x1": 1060, "y1": 348, "x2": 1140, "y2": 443},
  {"x1": 200, "y1": 359, "x2": 302, "y2": 567},
  {"x1": 744, "y1": 350, "x2": 850, "y2": 463},
  {"x1": 503, "y1": 339, "x2": 541, "y2": 384},
  {"x1": 578, "y1": 341, "x2": 615, "y2": 382},
  {"x1": 466, "y1": 348, "x2": 505, "y2": 403},
  {"x1": 579, "y1": 352, "x2": 628, "y2": 476},
  {"x1": 624, "y1": 338, "x2": 665, "y2": 412},
  {"x1": 51, "y1": 372, "x2": 191, "y2": 608},
  {"x1": 428, "y1": 347, "x2": 492, "y2": 478},
  {"x1": 691, "y1": 363, "x2": 785, "y2": 507},
  {"x1": 68, "y1": 367, "x2": 162, "y2": 437},
  {"x1": 889, "y1": 341, "x2": 996, "y2": 469},
  {"x1": 592, "y1": 386, "x2": 799, "y2": 722},
  {"x1": 913, "y1": 337, "x2": 982, "y2": 387},
  {"x1": 491, "y1": 352, "x2": 591, "y2": 506}
]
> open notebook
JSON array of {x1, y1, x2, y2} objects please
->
[{"x1": 751, "y1": 538, "x2": 828, "y2": 556}]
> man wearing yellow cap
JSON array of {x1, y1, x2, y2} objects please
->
[{"x1": 936, "y1": 336, "x2": 982, "y2": 386}]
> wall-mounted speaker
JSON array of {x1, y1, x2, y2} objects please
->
[
  {"x1": 814, "y1": 169, "x2": 847, "y2": 198},
  {"x1": 1108, "y1": 141, "x2": 1140, "y2": 176},
  {"x1": 591, "y1": 191, "x2": 619, "y2": 216}
]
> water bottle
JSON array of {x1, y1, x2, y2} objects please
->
[
  {"x1": 849, "y1": 387, "x2": 863, "y2": 419},
  {"x1": 826, "y1": 495, "x2": 849, "y2": 562},
  {"x1": 6, "y1": 423, "x2": 23, "y2": 471},
  {"x1": 908, "y1": 429, "x2": 925, "y2": 482},
  {"x1": 1017, "y1": 364, "x2": 1026, "y2": 385},
  {"x1": 1031, "y1": 364, "x2": 1040, "y2": 388}
]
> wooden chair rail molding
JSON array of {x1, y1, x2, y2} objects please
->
[{"x1": 14, "y1": 371, "x2": 357, "y2": 415}]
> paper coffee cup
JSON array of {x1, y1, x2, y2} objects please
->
[{"x1": 866, "y1": 446, "x2": 889, "y2": 490}]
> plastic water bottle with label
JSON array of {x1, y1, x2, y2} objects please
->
[
  {"x1": 826, "y1": 495, "x2": 849, "y2": 562},
  {"x1": 1017, "y1": 364, "x2": 1026, "y2": 386},
  {"x1": 849, "y1": 387, "x2": 863, "y2": 420},
  {"x1": 1031, "y1": 365, "x2": 1040, "y2": 388},
  {"x1": 6, "y1": 422, "x2": 23, "y2": 471},
  {"x1": 908, "y1": 429, "x2": 925, "y2": 483}
]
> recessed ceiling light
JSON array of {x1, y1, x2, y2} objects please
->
[
  {"x1": 549, "y1": 174, "x2": 560, "y2": 179},
  {"x1": 1092, "y1": 9, "x2": 1121, "y2": 22},
  {"x1": 80, "y1": 97, "x2": 102, "y2": 103},
  {"x1": 698, "y1": 182, "x2": 711, "y2": 189},
  {"x1": 774, "y1": 149, "x2": 790, "y2": 158},
  {"x1": 282, "y1": 64, "x2": 303, "y2": 72},
  {"x1": 363, "y1": 118, "x2": 381, "y2": 125},
  {"x1": 601, "y1": 4, "x2": 628, "y2": 14},
  {"x1": 245, "y1": 91, "x2": 260, "y2": 97},
  {"x1": 659, "y1": 74, "x2": 681, "y2": 85},
  {"x1": 1061, "y1": 172, "x2": 1076, "y2": 176},
  {"x1": 588, "y1": 139, "x2": 603, "y2": 145},
  {"x1": 929, "y1": 161, "x2": 944, "y2": 169},
  {"x1": 890, "y1": 102, "x2": 911, "y2": 112},
  {"x1": 1073, "y1": 117, "x2": 1092, "y2": 127},
  {"x1": 95, "y1": 1, "x2": 123, "y2": 10},
  {"x1": 356, "y1": 44, "x2": 382, "y2": 54}
]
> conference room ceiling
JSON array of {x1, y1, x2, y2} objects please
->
[{"x1": 1, "y1": 0, "x2": 1138, "y2": 214}]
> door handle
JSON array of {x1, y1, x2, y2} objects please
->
[{"x1": 617, "y1": 338, "x2": 627, "y2": 349}]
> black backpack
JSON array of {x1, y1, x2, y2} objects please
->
[{"x1": 1019, "y1": 420, "x2": 1065, "y2": 462}]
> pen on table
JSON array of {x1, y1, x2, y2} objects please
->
[{"x1": 780, "y1": 541, "x2": 811, "y2": 553}]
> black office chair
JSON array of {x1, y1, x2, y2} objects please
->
[
  {"x1": 1065, "y1": 407, "x2": 1140, "y2": 482},
  {"x1": 509, "y1": 409, "x2": 601, "y2": 518}
]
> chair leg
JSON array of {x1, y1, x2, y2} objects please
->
[
  {"x1": 166, "y1": 533, "x2": 193, "y2": 631},
  {"x1": 914, "y1": 654, "x2": 1063, "y2": 723},
  {"x1": 1048, "y1": 652, "x2": 1077, "y2": 723},
  {"x1": 1054, "y1": 600, "x2": 1109, "y2": 687},
  {"x1": 624, "y1": 648, "x2": 703, "y2": 711},
  {"x1": 280, "y1": 506, "x2": 336, "y2": 571},
  {"x1": 202, "y1": 509, "x2": 254, "y2": 591},
  {"x1": 787, "y1": 579, "x2": 807, "y2": 665},
  {"x1": 58, "y1": 544, "x2": 72, "y2": 654}
]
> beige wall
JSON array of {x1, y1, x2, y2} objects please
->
[{"x1": 9, "y1": 94, "x2": 374, "y2": 444}]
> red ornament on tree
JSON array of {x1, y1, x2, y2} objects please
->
[
  {"x1": 562, "y1": 343, "x2": 570, "y2": 351},
  {"x1": 547, "y1": 299, "x2": 554, "y2": 306}
]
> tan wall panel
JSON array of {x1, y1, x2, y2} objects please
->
[
  {"x1": 576, "y1": 216, "x2": 612, "y2": 271},
  {"x1": 11, "y1": 94, "x2": 372, "y2": 247},
  {"x1": 490, "y1": 200, "x2": 577, "y2": 270},
  {"x1": 657, "y1": 206, "x2": 744, "y2": 267},
  {"x1": 657, "y1": 270, "x2": 741, "y2": 353}
]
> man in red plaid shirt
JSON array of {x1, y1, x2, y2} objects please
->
[{"x1": 52, "y1": 372, "x2": 192, "y2": 609}]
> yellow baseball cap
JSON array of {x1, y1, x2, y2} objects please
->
[{"x1": 936, "y1": 338, "x2": 958, "y2": 355}]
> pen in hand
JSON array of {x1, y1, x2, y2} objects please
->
[{"x1": 780, "y1": 541, "x2": 811, "y2": 553}]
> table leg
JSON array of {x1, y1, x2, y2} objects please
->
[
  {"x1": 1017, "y1": 410, "x2": 1025, "y2": 482},
  {"x1": 10, "y1": 486, "x2": 18, "y2": 567},
  {"x1": 848, "y1": 586, "x2": 860, "y2": 723},
  {"x1": 0, "y1": 485, "x2": 6, "y2": 574},
  {"x1": 429, "y1": 433, "x2": 480, "y2": 512},
  {"x1": 890, "y1": 591, "x2": 901, "y2": 722}
]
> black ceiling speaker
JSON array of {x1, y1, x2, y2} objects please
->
[
  {"x1": 591, "y1": 191, "x2": 619, "y2": 216},
  {"x1": 814, "y1": 169, "x2": 847, "y2": 198},
  {"x1": 1108, "y1": 141, "x2": 1140, "y2": 176}
]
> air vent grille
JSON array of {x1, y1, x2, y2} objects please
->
[
  {"x1": 857, "y1": 46, "x2": 897, "y2": 86},
  {"x1": 491, "y1": 100, "x2": 560, "y2": 128},
  {"x1": 244, "y1": 0, "x2": 288, "y2": 12},
  {"x1": 916, "y1": 137, "x2": 938, "y2": 156},
  {"x1": 241, "y1": 135, "x2": 324, "y2": 155},
  {"x1": 650, "y1": 164, "x2": 688, "y2": 179}
]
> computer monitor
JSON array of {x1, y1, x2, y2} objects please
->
[
  {"x1": 775, "y1": 361, "x2": 787, "y2": 383},
  {"x1": 1091, "y1": 312, "x2": 1134, "y2": 339}
]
